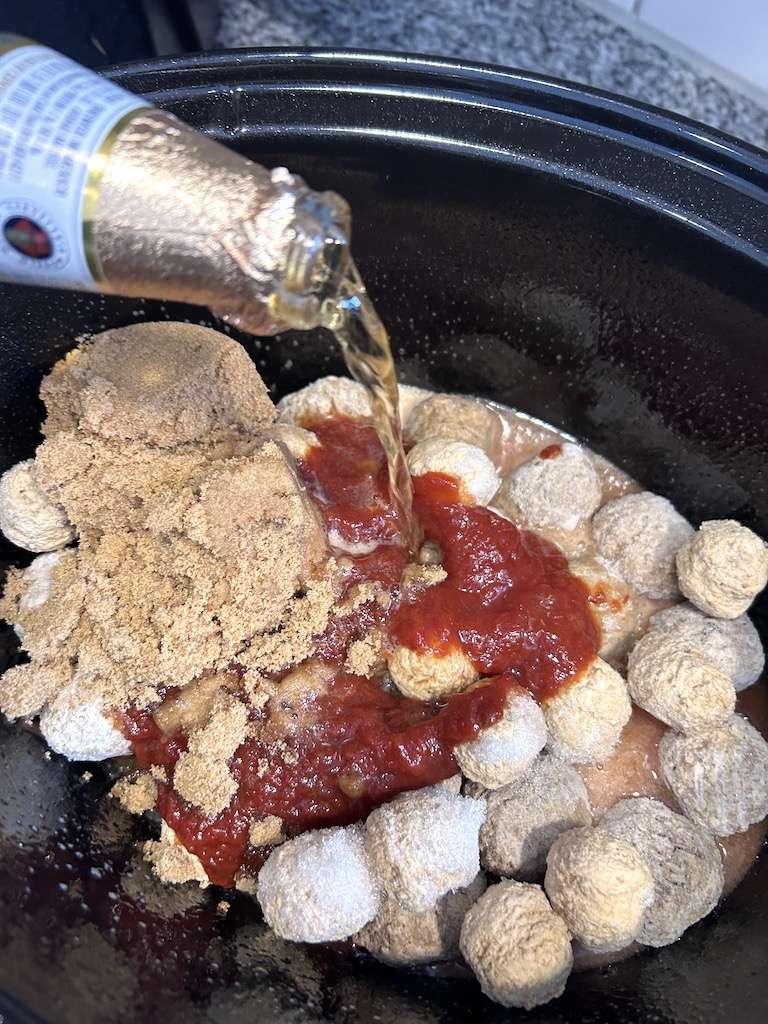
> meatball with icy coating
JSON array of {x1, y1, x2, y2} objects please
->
[
  {"x1": 406, "y1": 438, "x2": 498, "y2": 505},
  {"x1": 0, "y1": 460, "x2": 75, "y2": 553},
  {"x1": 544, "y1": 826, "x2": 654, "y2": 952},
  {"x1": 397, "y1": 384, "x2": 433, "y2": 423},
  {"x1": 650, "y1": 603, "x2": 764, "y2": 692},
  {"x1": 405, "y1": 394, "x2": 503, "y2": 454},
  {"x1": 455, "y1": 688, "x2": 547, "y2": 789},
  {"x1": 593, "y1": 492, "x2": 694, "y2": 599},
  {"x1": 257, "y1": 825, "x2": 379, "y2": 942},
  {"x1": 355, "y1": 873, "x2": 486, "y2": 966},
  {"x1": 386, "y1": 644, "x2": 477, "y2": 700},
  {"x1": 544, "y1": 658, "x2": 632, "y2": 764},
  {"x1": 474, "y1": 755, "x2": 592, "y2": 879},
  {"x1": 267, "y1": 423, "x2": 321, "y2": 461},
  {"x1": 627, "y1": 630, "x2": 735, "y2": 734},
  {"x1": 364, "y1": 790, "x2": 485, "y2": 912},
  {"x1": 459, "y1": 880, "x2": 573, "y2": 1010},
  {"x1": 659, "y1": 716, "x2": 768, "y2": 836},
  {"x1": 39, "y1": 679, "x2": 131, "y2": 761},
  {"x1": 494, "y1": 443, "x2": 601, "y2": 532},
  {"x1": 600, "y1": 798, "x2": 724, "y2": 947},
  {"x1": 277, "y1": 375, "x2": 370, "y2": 424},
  {"x1": 676, "y1": 520, "x2": 768, "y2": 619},
  {"x1": 569, "y1": 555, "x2": 638, "y2": 664}
]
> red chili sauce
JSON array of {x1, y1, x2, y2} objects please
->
[{"x1": 124, "y1": 415, "x2": 599, "y2": 887}]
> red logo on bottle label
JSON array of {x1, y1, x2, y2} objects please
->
[{"x1": 3, "y1": 216, "x2": 53, "y2": 260}]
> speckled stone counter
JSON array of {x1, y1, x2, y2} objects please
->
[{"x1": 217, "y1": 0, "x2": 768, "y2": 150}]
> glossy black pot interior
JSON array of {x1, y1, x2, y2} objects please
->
[{"x1": 1, "y1": 50, "x2": 767, "y2": 1024}]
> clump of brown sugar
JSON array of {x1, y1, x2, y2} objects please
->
[
  {"x1": 112, "y1": 772, "x2": 158, "y2": 814},
  {"x1": 173, "y1": 693, "x2": 249, "y2": 816},
  {"x1": 250, "y1": 814, "x2": 285, "y2": 847},
  {"x1": 144, "y1": 822, "x2": 210, "y2": 887}
]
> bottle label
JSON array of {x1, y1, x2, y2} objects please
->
[{"x1": 0, "y1": 39, "x2": 148, "y2": 290}]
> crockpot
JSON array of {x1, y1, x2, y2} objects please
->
[{"x1": 0, "y1": 50, "x2": 766, "y2": 1024}]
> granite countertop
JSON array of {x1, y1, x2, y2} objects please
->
[{"x1": 217, "y1": 0, "x2": 768, "y2": 151}]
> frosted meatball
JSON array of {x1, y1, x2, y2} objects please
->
[
  {"x1": 406, "y1": 438, "x2": 498, "y2": 506},
  {"x1": 593, "y1": 492, "x2": 694, "y2": 599},
  {"x1": 257, "y1": 825, "x2": 379, "y2": 942},
  {"x1": 0, "y1": 460, "x2": 75, "y2": 553},
  {"x1": 405, "y1": 393, "x2": 502, "y2": 453},
  {"x1": 475, "y1": 755, "x2": 592, "y2": 879},
  {"x1": 355, "y1": 873, "x2": 486, "y2": 966},
  {"x1": 600, "y1": 798, "x2": 724, "y2": 947},
  {"x1": 17, "y1": 552, "x2": 62, "y2": 616},
  {"x1": 544, "y1": 826, "x2": 654, "y2": 952},
  {"x1": 627, "y1": 629, "x2": 735, "y2": 734},
  {"x1": 650, "y1": 603, "x2": 764, "y2": 692},
  {"x1": 455, "y1": 688, "x2": 547, "y2": 789},
  {"x1": 676, "y1": 520, "x2": 768, "y2": 619},
  {"x1": 277, "y1": 375, "x2": 370, "y2": 424},
  {"x1": 268, "y1": 423, "x2": 320, "y2": 460},
  {"x1": 39, "y1": 681, "x2": 131, "y2": 761},
  {"x1": 386, "y1": 644, "x2": 477, "y2": 700},
  {"x1": 569, "y1": 555, "x2": 638, "y2": 664},
  {"x1": 495, "y1": 443, "x2": 601, "y2": 532},
  {"x1": 659, "y1": 716, "x2": 768, "y2": 836},
  {"x1": 364, "y1": 790, "x2": 485, "y2": 912},
  {"x1": 459, "y1": 880, "x2": 573, "y2": 1010},
  {"x1": 544, "y1": 658, "x2": 632, "y2": 764},
  {"x1": 397, "y1": 384, "x2": 432, "y2": 423}
]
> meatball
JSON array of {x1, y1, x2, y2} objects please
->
[
  {"x1": 406, "y1": 438, "x2": 498, "y2": 506},
  {"x1": 592, "y1": 492, "x2": 694, "y2": 599},
  {"x1": 600, "y1": 797, "x2": 724, "y2": 947},
  {"x1": 543, "y1": 658, "x2": 632, "y2": 764},
  {"x1": 256, "y1": 825, "x2": 379, "y2": 942},
  {"x1": 494, "y1": 442, "x2": 602, "y2": 532},
  {"x1": 459, "y1": 880, "x2": 573, "y2": 1010},
  {"x1": 355, "y1": 873, "x2": 486, "y2": 966},
  {"x1": 364, "y1": 790, "x2": 485, "y2": 912},
  {"x1": 405, "y1": 394, "x2": 503, "y2": 455},
  {"x1": 267, "y1": 423, "x2": 321, "y2": 461},
  {"x1": 650, "y1": 603, "x2": 764, "y2": 692},
  {"x1": 386, "y1": 644, "x2": 477, "y2": 700},
  {"x1": 659, "y1": 715, "x2": 768, "y2": 836},
  {"x1": 397, "y1": 384, "x2": 433, "y2": 423},
  {"x1": 277, "y1": 375, "x2": 370, "y2": 424},
  {"x1": 676, "y1": 520, "x2": 768, "y2": 619},
  {"x1": 0, "y1": 460, "x2": 75, "y2": 552},
  {"x1": 454, "y1": 688, "x2": 547, "y2": 789},
  {"x1": 627, "y1": 629, "x2": 735, "y2": 734},
  {"x1": 17, "y1": 551, "x2": 62, "y2": 616},
  {"x1": 569, "y1": 555, "x2": 638, "y2": 664},
  {"x1": 39, "y1": 680, "x2": 131, "y2": 761},
  {"x1": 474, "y1": 755, "x2": 592, "y2": 879},
  {"x1": 544, "y1": 826, "x2": 654, "y2": 952}
]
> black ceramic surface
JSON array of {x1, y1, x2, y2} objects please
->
[{"x1": 0, "y1": 50, "x2": 767, "y2": 1024}]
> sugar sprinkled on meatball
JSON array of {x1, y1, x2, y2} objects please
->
[
  {"x1": 256, "y1": 825, "x2": 379, "y2": 943},
  {"x1": 459, "y1": 880, "x2": 573, "y2": 1010},
  {"x1": 39, "y1": 678, "x2": 131, "y2": 762},
  {"x1": 676, "y1": 520, "x2": 768, "y2": 619}
]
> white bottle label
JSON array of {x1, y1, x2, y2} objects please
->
[{"x1": 0, "y1": 40, "x2": 148, "y2": 290}]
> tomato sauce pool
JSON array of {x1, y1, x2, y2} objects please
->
[{"x1": 123, "y1": 415, "x2": 599, "y2": 887}]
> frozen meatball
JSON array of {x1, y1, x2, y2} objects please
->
[
  {"x1": 459, "y1": 880, "x2": 573, "y2": 1010},
  {"x1": 405, "y1": 394, "x2": 503, "y2": 454},
  {"x1": 386, "y1": 644, "x2": 477, "y2": 700},
  {"x1": 569, "y1": 555, "x2": 639, "y2": 664},
  {"x1": 475, "y1": 755, "x2": 592, "y2": 879},
  {"x1": 627, "y1": 629, "x2": 735, "y2": 734},
  {"x1": 659, "y1": 715, "x2": 768, "y2": 836},
  {"x1": 600, "y1": 798, "x2": 724, "y2": 947},
  {"x1": 544, "y1": 826, "x2": 654, "y2": 952},
  {"x1": 39, "y1": 681, "x2": 131, "y2": 761},
  {"x1": 593, "y1": 492, "x2": 694, "y2": 599},
  {"x1": 17, "y1": 551, "x2": 62, "y2": 616},
  {"x1": 0, "y1": 460, "x2": 75, "y2": 552},
  {"x1": 406, "y1": 438, "x2": 498, "y2": 506},
  {"x1": 397, "y1": 384, "x2": 432, "y2": 423},
  {"x1": 277, "y1": 375, "x2": 370, "y2": 424},
  {"x1": 455, "y1": 688, "x2": 547, "y2": 789},
  {"x1": 355, "y1": 873, "x2": 486, "y2": 966},
  {"x1": 364, "y1": 790, "x2": 485, "y2": 912},
  {"x1": 257, "y1": 825, "x2": 379, "y2": 942},
  {"x1": 495, "y1": 443, "x2": 601, "y2": 532},
  {"x1": 676, "y1": 520, "x2": 768, "y2": 619},
  {"x1": 267, "y1": 423, "x2": 321, "y2": 461},
  {"x1": 544, "y1": 658, "x2": 632, "y2": 764},
  {"x1": 650, "y1": 603, "x2": 764, "y2": 692}
]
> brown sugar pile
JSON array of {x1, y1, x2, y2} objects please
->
[{"x1": 0, "y1": 323, "x2": 344, "y2": 718}]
